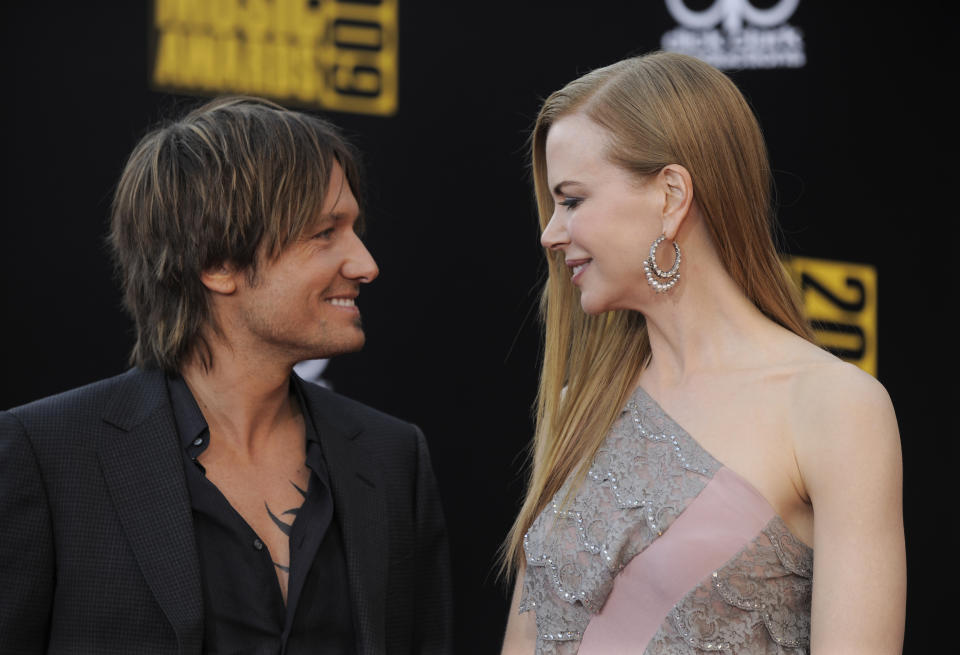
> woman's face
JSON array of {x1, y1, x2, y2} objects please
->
[{"x1": 541, "y1": 113, "x2": 665, "y2": 315}]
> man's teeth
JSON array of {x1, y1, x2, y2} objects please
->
[
  {"x1": 572, "y1": 263, "x2": 587, "y2": 276},
  {"x1": 328, "y1": 298, "x2": 356, "y2": 307}
]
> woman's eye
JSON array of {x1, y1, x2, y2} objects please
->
[
  {"x1": 313, "y1": 228, "x2": 335, "y2": 240},
  {"x1": 558, "y1": 196, "x2": 582, "y2": 210}
]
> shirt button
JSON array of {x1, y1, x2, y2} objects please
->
[
  {"x1": 253, "y1": 538, "x2": 264, "y2": 551},
  {"x1": 192, "y1": 438, "x2": 203, "y2": 446}
]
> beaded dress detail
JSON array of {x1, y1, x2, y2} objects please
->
[{"x1": 519, "y1": 387, "x2": 813, "y2": 654}]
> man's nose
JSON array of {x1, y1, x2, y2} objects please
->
[
  {"x1": 540, "y1": 210, "x2": 568, "y2": 251},
  {"x1": 344, "y1": 234, "x2": 379, "y2": 283}
]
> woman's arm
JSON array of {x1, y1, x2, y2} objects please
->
[
  {"x1": 501, "y1": 565, "x2": 538, "y2": 654},
  {"x1": 792, "y1": 363, "x2": 906, "y2": 653}
]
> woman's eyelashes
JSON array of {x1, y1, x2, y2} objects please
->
[{"x1": 558, "y1": 196, "x2": 583, "y2": 210}]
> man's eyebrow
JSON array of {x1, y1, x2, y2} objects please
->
[
  {"x1": 312, "y1": 211, "x2": 363, "y2": 234},
  {"x1": 325, "y1": 210, "x2": 359, "y2": 223},
  {"x1": 310, "y1": 214, "x2": 336, "y2": 227}
]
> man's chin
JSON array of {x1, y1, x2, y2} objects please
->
[{"x1": 303, "y1": 331, "x2": 366, "y2": 361}]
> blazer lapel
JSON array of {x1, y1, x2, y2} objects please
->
[
  {"x1": 303, "y1": 385, "x2": 388, "y2": 655},
  {"x1": 97, "y1": 369, "x2": 203, "y2": 652}
]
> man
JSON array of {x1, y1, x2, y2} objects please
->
[{"x1": 0, "y1": 97, "x2": 452, "y2": 654}]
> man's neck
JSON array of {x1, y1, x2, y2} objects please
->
[{"x1": 179, "y1": 352, "x2": 298, "y2": 458}]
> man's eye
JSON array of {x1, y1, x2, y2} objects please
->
[
  {"x1": 313, "y1": 228, "x2": 335, "y2": 239},
  {"x1": 558, "y1": 196, "x2": 582, "y2": 210}
]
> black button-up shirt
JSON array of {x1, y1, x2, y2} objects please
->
[{"x1": 166, "y1": 374, "x2": 355, "y2": 654}]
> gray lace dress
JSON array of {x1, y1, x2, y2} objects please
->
[{"x1": 519, "y1": 387, "x2": 813, "y2": 654}]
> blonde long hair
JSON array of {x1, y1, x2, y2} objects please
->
[{"x1": 504, "y1": 52, "x2": 812, "y2": 576}]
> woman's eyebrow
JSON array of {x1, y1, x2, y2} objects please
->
[{"x1": 552, "y1": 180, "x2": 581, "y2": 195}]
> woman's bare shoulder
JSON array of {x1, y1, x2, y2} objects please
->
[
  {"x1": 781, "y1": 349, "x2": 900, "y2": 500},
  {"x1": 765, "y1": 328, "x2": 892, "y2": 420},
  {"x1": 789, "y1": 354, "x2": 894, "y2": 427}
]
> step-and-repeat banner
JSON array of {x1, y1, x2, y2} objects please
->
[{"x1": 152, "y1": 0, "x2": 879, "y2": 377}]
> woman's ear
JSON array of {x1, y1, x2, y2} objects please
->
[
  {"x1": 660, "y1": 164, "x2": 694, "y2": 240},
  {"x1": 200, "y1": 265, "x2": 239, "y2": 295}
]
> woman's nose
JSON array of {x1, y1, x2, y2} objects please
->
[{"x1": 540, "y1": 211, "x2": 568, "y2": 251}]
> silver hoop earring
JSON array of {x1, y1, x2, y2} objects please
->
[{"x1": 643, "y1": 235, "x2": 681, "y2": 293}]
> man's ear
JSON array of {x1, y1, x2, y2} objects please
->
[
  {"x1": 200, "y1": 264, "x2": 239, "y2": 295},
  {"x1": 660, "y1": 164, "x2": 694, "y2": 240}
]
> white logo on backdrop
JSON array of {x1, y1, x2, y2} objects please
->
[{"x1": 661, "y1": 0, "x2": 806, "y2": 69}]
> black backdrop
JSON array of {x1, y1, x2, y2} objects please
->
[{"x1": 0, "y1": 2, "x2": 948, "y2": 653}]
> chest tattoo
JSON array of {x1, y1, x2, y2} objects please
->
[{"x1": 264, "y1": 480, "x2": 309, "y2": 571}]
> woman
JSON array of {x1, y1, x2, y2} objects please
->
[{"x1": 501, "y1": 52, "x2": 905, "y2": 654}]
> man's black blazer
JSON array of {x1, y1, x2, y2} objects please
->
[{"x1": 0, "y1": 368, "x2": 452, "y2": 654}]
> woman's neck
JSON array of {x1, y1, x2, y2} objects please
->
[{"x1": 636, "y1": 229, "x2": 782, "y2": 392}]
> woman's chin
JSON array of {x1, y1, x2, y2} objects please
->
[{"x1": 579, "y1": 296, "x2": 610, "y2": 316}]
